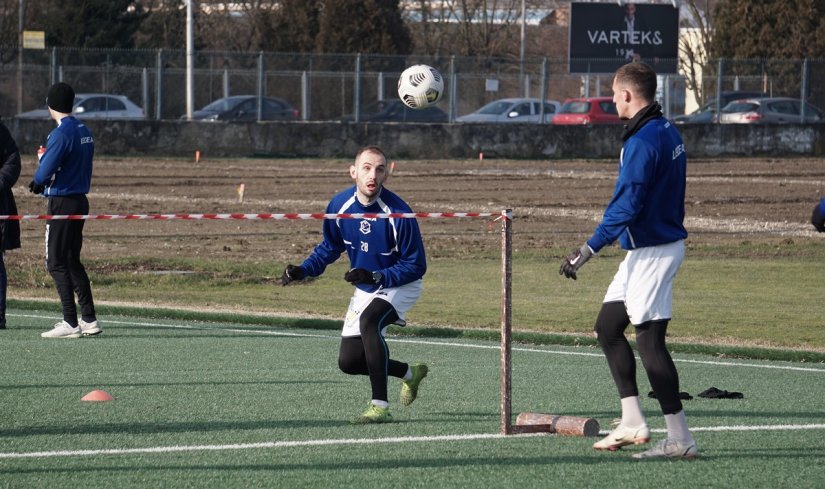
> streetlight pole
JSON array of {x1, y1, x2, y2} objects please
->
[
  {"x1": 185, "y1": 0, "x2": 194, "y2": 120},
  {"x1": 519, "y1": 0, "x2": 526, "y2": 97},
  {"x1": 18, "y1": 0, "x2": 25, "y2": 115}
]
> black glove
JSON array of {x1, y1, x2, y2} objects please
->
[
  {"x1": 28, "y1": 180, "x2": 45, "y2": 195},
  {"x1": 812, "y1": 204, "x2": 825, "y2": 233},
  {"x1": 281, "y1": 265, "x2": 305, "y2": 286},
  {"x1": 559, "y1": 244, "x2": 593, "y2": 280},
  {"x1": 344, "y1": 268, "x2": 378, "y2": 285}
]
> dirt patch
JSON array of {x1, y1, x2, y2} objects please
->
[{"x1": 9, "y1": 155, "x2": 825, "y2": 269}]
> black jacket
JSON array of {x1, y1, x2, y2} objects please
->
[{"x1": 0, "y1": 122, "x2": 21, "y2": 251}]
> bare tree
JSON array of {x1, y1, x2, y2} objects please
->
[{"x1": 679, "y1": 0, "x2": 716, "y2": 105}]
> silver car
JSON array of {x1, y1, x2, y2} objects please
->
[
  {"x1": 17, "y1": 93, "x2": 145, "y2": 120},
  {"x1": 456, "y1": 97, "x2": 561, "y2": 123},
  {"x1": 719, "y1": 97, "x2": 824, "y2": 124}
]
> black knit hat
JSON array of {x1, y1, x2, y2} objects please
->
[{"x1": 46, "y1": 82, "x2": 75, "y2": 113}]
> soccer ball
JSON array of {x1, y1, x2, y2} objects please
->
[{"x1": 397, "y1": 64, "x2": 444, "y2": 109}]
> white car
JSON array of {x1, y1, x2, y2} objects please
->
[
  {"x1": 456, "y1": 98, "x2": 561, "y2": 123},
  {"x1": 17, "y1": 93, "x2": 146, "y2": 120}
]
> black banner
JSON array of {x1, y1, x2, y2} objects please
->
[{"x1": 569, "y1": 2, "x2": 679, "y2": 74}]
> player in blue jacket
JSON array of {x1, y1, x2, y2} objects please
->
[
  {"x1": 30, "y1": 82, "x2": 100, "y2": 339},
  {"x1": 282, "y1": 145, "x2": 428, "y2": 424},
  {"x1": 811, "y1": 196, "x2": 825, "y2": 232},
  {"x1": 559, "y1": 62, "x2": 697, "y2": 459}
]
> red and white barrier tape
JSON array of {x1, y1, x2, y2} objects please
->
[{"x1": 0, "y1": 212, "x2": 500, "y2": 221}]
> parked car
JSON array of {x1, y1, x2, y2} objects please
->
[
  {"x1": 673, "y1": 101, "x2": 718, "y2": 124},
  {"x1": 339, "y1": 99, "x2": 448, "y2": 122},
  {"x1": 191, "y1": 95, "x2": 299, "y2": 121},
  {"x1": 456, "y1": 98, "x2": 561, "y2": 123},
  {"x1": 719, "y1": 97, "x2": 825, "y2": 124},
  {"x1": 17, "y1": 93, "x2": 145, "y2": 120},
  {"x1": 673, "y1": 91, "x2": 768, "y2": 124},
  {"x1": 551, "y1": 97, "x2": 621, "y2": 125}
]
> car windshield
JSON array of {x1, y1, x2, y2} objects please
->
[
  {"x1": 476, "y1": 101, "x2": 515, "y2": 115},
  {"x1": 722, "y1": 102, "x2": 760, "y2": 113},
  {"x1": 560, "y1": 101, "x2": 590, "y2": 114},
  {"x1": 202, "y1": 97, "x2": 244, "y2": 111}
]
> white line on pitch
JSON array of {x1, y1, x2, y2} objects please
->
[
  {"x1": 4, "y1": 424, "x2": 825, "y2": 460},
  {"x1": 12, "y1": 314, "x2": 825, "y2": 373},
  {"x1": 0, "y1": 433, "x2": 533, "y2": 459}
]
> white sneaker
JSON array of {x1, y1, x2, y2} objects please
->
[
  {"x1": 632, "y1": 438, "x2": 698, "y2": 460},
  {"x1": 79, "y1": 319, "x2": 102, "y2": 336},
  {"x1": 593, "y1": 424, "x2": 650, "y2": 451},
  {"x1": 41, "y1": 321, "x2": 82, "y2": 339}
]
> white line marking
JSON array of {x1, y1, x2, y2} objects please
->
[
  {"x1": 11, "y1": 313, "x2": 825, "y2": 373},
  {"x1": 4, "y1": 424, "x2": 825, "y2": 459},
  {"x1": 0, "y1": 433, "x2": 529, "y2": 459}
]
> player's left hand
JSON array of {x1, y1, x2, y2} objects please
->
[
  {"x1": 28, "y1": 180, "x2": 45, "y2": 195},
  {"x1": 812, "y1": 204, "x2": 825, "y2": 233},
  {"x1": 344, "y1": 268, "x2": 377, "y2": 285},
  {"x1": 559, "y1": 244, "x2": 593, "y2": 280}
]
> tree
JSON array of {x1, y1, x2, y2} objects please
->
[
  {"x1": 38, "y1": 0, "x2": 148, "y2": 48},
  {"x1": 679, "y1": 0, "x2": 717, "y2": 106},
  {"x1": 315, "y1": 0, "x2": 412, "y2": 55},
  {"x1": 709, "y1": 0, "x2": 825, "y2": 102},
  {"x1": 267, "y1": 0, "x2": 321, "y2": 53},
  {"x1": 134, "y1": 0, "x2": 188, "y2": 49}
]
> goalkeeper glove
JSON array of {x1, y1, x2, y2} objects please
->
[
  {"x1": 559, "y1": 244, "x2": 594, "y2": 280},
  {"x1": 281, "y1": 265, "x2": 305, "y2": 286},
  {"x1": 812, "y1": 204, "x2": 825, "y2": 233},
  {"x1": 344, "y1": 268, "x2": 381, "y2": 285},
  {"x1": 28, "y1": 180, "x2": 45, "y2": 195}
]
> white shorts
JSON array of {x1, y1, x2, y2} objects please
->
[
  {"x1": 603, "y1": 240, "x2": 685, "y2": 325},
  {"x1": 342, "y1": 279, "x2": 423, "y2": 337}
]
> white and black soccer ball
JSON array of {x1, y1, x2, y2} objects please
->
[{"x1": 397, "y1": 64, "x2": 444, "y2": 109}]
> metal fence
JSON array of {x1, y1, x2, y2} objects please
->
[{"x1": 1, "y1": 47, "x2": 824, "y2": 123}]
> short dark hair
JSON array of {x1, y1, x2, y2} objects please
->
[
  {"x1": 614, "y1": 62, "x2": 657, "y2": 103},
  {"x1": 355, "y1": 145, "x2": 387, "y2": 162}
]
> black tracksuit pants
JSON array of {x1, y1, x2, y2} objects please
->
[{"x1": 46, "y1": 195, "x2": 96, "y2": 325}]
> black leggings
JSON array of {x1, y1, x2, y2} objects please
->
[
  {"x1": 46, "y1": 195, "x2": 96, "y2": 325},
  {"x1": 594, "y1": 301, "x2": 683, "y2": 415},
  {"x1": 338, "y1": 298, "x2": 408, "y2": 402}
]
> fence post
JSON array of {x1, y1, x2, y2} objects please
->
[
  {"x1": 301, "y1": 70, "x2": 309, "y2": 121},
  {"x1": 223, "y1": 68, "x2": 229, "y2": 99},
  {"x1": 141, "y1": 68, "x2": 149, "y2": 118},
  {"x1": 377, "y1": 71, "x2": 384, "y2": 101},
  {"x1": 449, "y1": 55, "x2": 456, "y2": 123},
  {"x1": 155, "y1": 49, "x2": 164, "y2": 121},
  {"x1": 539, "y1": 57, "x2": 548, "y2": 123},
  {"x1": 715, "y1": 58, "x2": 723, "y2": 125},
  {"x1": 801, "y1": 59, "x2": 809, "y2": 122},
  {"x1": 257, "y1": 51, "x2": 265, "y2": 122},
  {"x1": 354, "y1": 53, "x2": 362, "y2": 123},
  {"x1": 50, "y1": 47, "x2": 58, "y2": 85}
]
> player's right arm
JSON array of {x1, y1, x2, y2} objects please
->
[{"x1": 282, "y1": 202, "x2": 346, "y2": 286}]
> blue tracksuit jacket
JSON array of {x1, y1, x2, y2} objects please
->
[
  {"x1": 34, "y1": 116, "x2": 94, "y2": 196},
  {"x1": 587, "y1": 117, "x2": 688, "y2": 252},
  {"x1": 301, "y1": 186, "x2": 427, "y2": 292}
]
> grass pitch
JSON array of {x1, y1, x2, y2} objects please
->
[{"x1": 2, "y1": 307, "x2": 824, "y2": 488}]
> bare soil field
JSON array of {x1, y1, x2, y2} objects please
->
[{"x1": 9, "y1": 154, "x2": 825, "y2": 270}]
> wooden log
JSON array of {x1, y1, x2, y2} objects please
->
[{"x1": 513, "y1": 412, "x2": 600, "y2": 437}]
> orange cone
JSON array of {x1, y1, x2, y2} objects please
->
[{"x1": 81, "y1": 389, "x2": 114, "y2": 402}]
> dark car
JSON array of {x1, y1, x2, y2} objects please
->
[
  {"x1": 340, "y1": 99, "x2": 448, "y2": 123},
  {"x1": 191, "y1": 95, "x2": 299, "y2": 121}
]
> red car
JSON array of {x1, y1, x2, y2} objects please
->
[{"x1": 551, "y1": 96, "x2": 622, "y2": 125}]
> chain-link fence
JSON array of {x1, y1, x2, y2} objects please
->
[{"x1": 1, "y1": 47, "x2": 824, "y2": 123}]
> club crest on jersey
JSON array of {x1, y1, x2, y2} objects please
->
[{"x1": 359, "y1": 220, "x2": 371, "y2": 235}]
